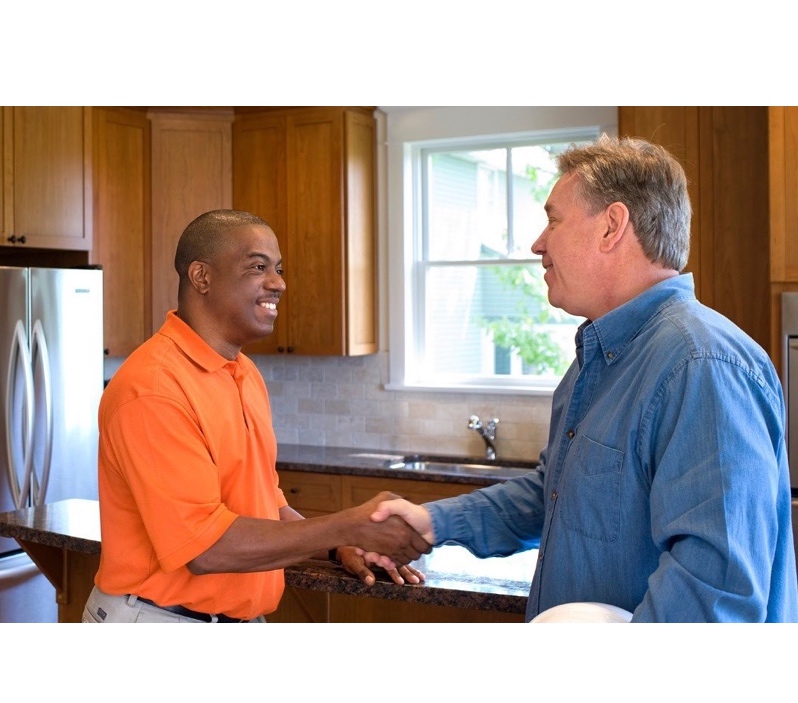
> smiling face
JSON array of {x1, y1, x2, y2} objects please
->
[
  {"x1": 201, "y1": 223, "x2": 286, "y2": 355},
  {"x1": 531, "y1": 173, "x2": 608, "y2": 320}
]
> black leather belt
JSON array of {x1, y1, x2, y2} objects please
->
[{"x1": 135, "y1": 596, "x2": 246, "y2": 623}]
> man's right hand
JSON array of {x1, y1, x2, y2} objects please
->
[
  {"x1": 347, "y1": 492, "x2": 432, "y2": 567},
  {"x1": 371, "y1": 497, "x2": 435, "y2": 545}
]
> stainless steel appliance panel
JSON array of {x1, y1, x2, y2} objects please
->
[
  {"x1": 0, "y1": 267, "x2": 29, "y2": 555},
  {"x1": 788, "y1": 340, "x2": 798, "y2": 488},
  {"x1": 29, "y1": 267, "x2": 102, "y2": 504},
  {"x1": 782, "y1": 292, "x2": 798, "y2": 490}
]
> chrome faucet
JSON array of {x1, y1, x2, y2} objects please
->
[{"x1": 468, "y1": 415, "x2": 498, "y2": 460}]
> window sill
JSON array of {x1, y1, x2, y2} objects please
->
[{"x1": 383, "y1": 382, "x2": 556, "y2": 397}]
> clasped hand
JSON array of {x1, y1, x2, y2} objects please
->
[{"x1": 337, "y1": 491, "x2": 433, "y2": 586}]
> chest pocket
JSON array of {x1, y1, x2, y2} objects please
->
[{"x1": 559, "y1": 434, "x2": 624, "y2": 542}]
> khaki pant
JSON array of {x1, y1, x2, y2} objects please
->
[{"x1": 81, "y1": 586, "x2": 266, "y2": 623}]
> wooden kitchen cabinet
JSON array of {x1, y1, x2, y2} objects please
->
[
  {"x1": 1, "y1": 106, "x2": 92, "y2": 251},
  {"x1": 277, "y1": 470, "x2": 343, "y2": 518},
  {"x1": 149, "y1": 110, "x2": 233, "y2": 334},
  {"x1": 91, "y1": 107, "x2": 152, "y2": 357},
  {"x1": 618, "y1": 106, "x2": 771, "y2": 357},
  {"x1": 769, "y1": 106, "x2": 798, "y2": 283},
  {"x1": 277, "y1": 469, "x2": 478, "y2": 518},
  {"x1": 233, "y1": 107, "x2": 378, "y2": 356},
  {"x1": 766, "y1": 107, "x2": 798, "y2": 372},
  {"x1": 340, "y1": 474, "x2": 476, "y2": 507}
]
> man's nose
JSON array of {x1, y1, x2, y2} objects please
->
[{"x1": 268, "y1": 273, "x2": 286, "y2": 291}]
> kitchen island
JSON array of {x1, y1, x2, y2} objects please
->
[{"x1": 0, "y1": 498, "x2": 535, "y2": 623}]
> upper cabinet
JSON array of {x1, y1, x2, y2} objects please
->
[
  {"x1": 1, "y1": 107, "x2": 92, "y2": 251},
  {"x1": 618, "y1": 107, "x2": 771, "y2": 357},
  {"x1": 233, "y1": 107, "x2": 378, "y2": 356},
  {"x1": 149, "y1": 110, "x2": 233, "y2": 332},
  {"x1": 91, "y1": 107, "x2": 152, "y2": 357},
  {"x1": 769, "y1": 106, "x2": 798, "y2": 283}
]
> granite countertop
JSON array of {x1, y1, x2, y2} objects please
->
[
  {"x1": 0, "y1": 498, "x2": 535, "y2": 615},
  {"x1": 275, "y1": 443, "x2": 539, "y2": 486}
]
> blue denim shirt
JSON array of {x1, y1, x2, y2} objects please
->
[{"x1": 427, "y1": 274, "x2": 798, "y2": 622}]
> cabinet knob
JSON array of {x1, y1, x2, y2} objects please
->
[
  {"x1": 7, "y1": 234, "x2": 26, "y2": 244},
  {"x1": 287, "y1": 346, "x2": 294, "y2": 353},
  {"x1": 289, "y1": 487, "x2": 299, "y2": 494},
  {"x1": 277, "y1": 346, "x2": 285, "y2": 353}
]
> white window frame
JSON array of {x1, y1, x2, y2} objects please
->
[{"x1": 387, "y1": 124, "x2": 604, "y2": 395}]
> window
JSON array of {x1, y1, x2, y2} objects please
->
[{"x1": 394, "y1": 127, "x2": 599, "y2": 393}]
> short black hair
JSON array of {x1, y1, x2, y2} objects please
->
[{"x1": 174, "y1": 209, "x2": 271, "y2": 282}]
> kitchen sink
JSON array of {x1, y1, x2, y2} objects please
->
[{"x1": 383, "y1": 454, "x2": 537, "y2": 479}]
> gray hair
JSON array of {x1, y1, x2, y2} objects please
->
[
  {"x1": 174, "y1": 209, "x2": 271, "y2": 284},
  {"x1": 557, "y1": 134, "x2": 691, "y2": 271}
]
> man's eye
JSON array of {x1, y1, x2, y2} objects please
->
[{"x1": 276, "y1": 268, "x2": 284, "y2": 276}]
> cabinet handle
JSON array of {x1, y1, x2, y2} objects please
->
[{"x1": 7, "y1": 235, "x2": 27, "y2": 244}]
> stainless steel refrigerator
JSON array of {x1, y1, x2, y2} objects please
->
[
  {"x1": 781, "y1": 292, "x2": 798, "y2": 574},
  {"x1": 0, "y1": 266, "x2": 103, "y2": 622}
]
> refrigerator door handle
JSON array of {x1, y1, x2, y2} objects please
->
[
  {"x1": 30, "y1": 320, "x2": 53, "y2": 506},
  {"x1": 5, "y1": 320, "x2": 35, "y2": 508}
]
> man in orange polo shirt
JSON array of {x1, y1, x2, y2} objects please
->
[{"x1": 82, "y1": 209, "x2": 429, "y2": 623}]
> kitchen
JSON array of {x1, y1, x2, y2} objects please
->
[{"x1": 1, "y1": 106, "x2": 797, "y2": 628}]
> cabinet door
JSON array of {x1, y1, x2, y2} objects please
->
[
  {"x1": 1, "y1": 106, "x2": 92, "y2": 250},
  {"x1": 770, "y1": 106, "x2": 798, "y2": 283},
  {"x1": 150, "y1": 112, "x2": 233, "y2": 334},
  {"x1": 233, "y1": 112, "x2": 288, "y2": 354},
  {"x1": 618, "y1": 107, "x2": 704, "y2": 296},
  {"x1": 343, "y1": 110, "x2": 378, "y2": 355},
  {"x1": 278, "y1": 470, "x2": 342, "y2": 517},
  {"x1": 340, "y1": 475, "x2": 475, "y2": 509},
  {"x1": 286, "y1": 108, "x2": 346, "y2": 355},
  {"x1": 92, "y1": 107, "x2": 151, "y2": 357},
  {"x1": 233, "y1": 106, "x2": 377, "y2": 357},
  {"x1": 0, "y1": 108, "x2": 7, "y2": 242}
]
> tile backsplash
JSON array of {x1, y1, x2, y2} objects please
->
[{"x1": 253, "y1": 352, "x2": 552, "y2": 461}]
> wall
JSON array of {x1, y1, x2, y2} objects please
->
[
  {"x1": 254, "y1": 351, "x2": 553, "y2": 459},
  {"x1": 256, "y1": 106, "x2": 619, "y2": 461}
]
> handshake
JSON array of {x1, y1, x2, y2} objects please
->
[{"x1": 335, "y1": 491, "x2": 437, "y2": 587}]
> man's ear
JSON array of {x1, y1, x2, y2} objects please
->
[
  {"x1": 187, "y1": 260, "x2": 211, "y2": 294},
  {"x1": 599, "y1": 201, "x2": 631, "y2": 253}
]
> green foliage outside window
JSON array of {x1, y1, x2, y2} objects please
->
[
  {"x1": 479, "y1": 265, "x2": 576, "y2": 376},
  {"x1": 476, "y1": 159, "x2": 579, "y2": 377}
]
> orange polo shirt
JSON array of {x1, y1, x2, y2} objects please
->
[{"x1": 95, "y1": 311, "x2": 287, "y2": 620}]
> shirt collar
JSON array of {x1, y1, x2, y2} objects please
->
[
  {"x1": 159, "y1": 310, "x2": 238, "y2": 373},
  {"x1": 582, "y1": 273, "x2": 696, "y2": 365}
]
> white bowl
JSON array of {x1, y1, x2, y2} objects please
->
[{"x1": 530, "y1": 602, "x2": 633, "y2": 623}]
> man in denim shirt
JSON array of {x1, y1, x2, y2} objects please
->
[{"x1": 373, "y1": 135, "x2": 798, "y2": 622}]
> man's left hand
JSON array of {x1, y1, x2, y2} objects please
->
[{"x1": 335, "y1": 545, "x2": 426, "y2": 587}]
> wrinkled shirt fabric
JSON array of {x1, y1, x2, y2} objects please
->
[{"x1": 426, "y1": 274, "x2": 798, "y2": 622}]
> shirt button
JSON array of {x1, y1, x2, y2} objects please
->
[
  {"x1": 607, "y1": 351, "x2": 614, "y2": 359},
  {"x1": 567, "y1": 429, "x2": 575, "y2": 439},
  {"x1": 551, "y1": 491, "x2": 558, "y2": 500}
]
